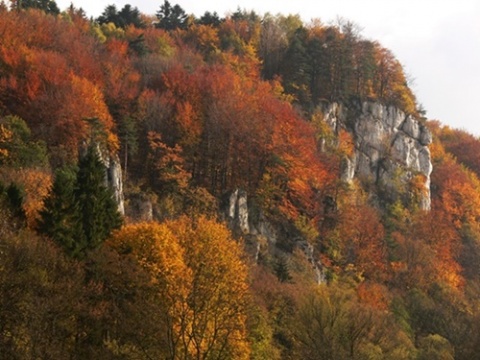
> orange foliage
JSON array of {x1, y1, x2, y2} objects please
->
[
  {"x1": 412, "y1": 211, "x2": 464, "y2": 289},
  {"x1": 0, "y1": 168, "x2": 52, "y2": 227},
  {"x1": 437, "y1": 126, "x2": 480, "y2": 178},
  {"x1": 0, "y1": 10, "x2": 119, "y2": 156},
  {"x1": 357, "y1": 282, "x2": 390, "y2": 310}
]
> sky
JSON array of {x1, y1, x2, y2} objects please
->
[{"x1": 56, "y1": 0, "x2": 480, "y2": 135}]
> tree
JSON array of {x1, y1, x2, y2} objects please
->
[
  {"x1": 37, "y1": 166, "x2": 85, "y2": 257},
  {"x1": 96, "y1": 4, "x2": 118, "y2": 26},
  {"x1": 107, "y1": 222, "x2": 190, "y2": 358},
  {"x1": 155, "y1": 0, "x2": 188, "y2": 31},
  {"x1": 0, "y1": 115, "x2": 48, "y2": 168},
  {"x1": 197, "y1": 11, "x2": 223, "y2": 27},
  {"x1": 0, "y1": 230, "x2": 84, "y2": 359},
  {"x1": 108, "y1": 217, "x2": 251, "y2": 359},
  {"x1": 169, "y1": 216, "x2": 251, "y2": 359},
  {"x1": 259, "y1": 14, "x2": 288, "y2": 79},
  {"x1": 38, "y1": 146, "x2": 122, "y2": 257},
  {"x1": 294, "y1": 283, "x2": 415, "y2": 359},
  {"x1": 75, "y1": 146, "x2": 122, "y2": 251},
  {"x1": 13, "y1": 0, "x2": 60, "y2": 14},
  {"x1": 280, "y1": 27, "x2": 311, "y2": 105},
  {"x1": 97, "y1": 4, "x2": 144, "y2": 29}
]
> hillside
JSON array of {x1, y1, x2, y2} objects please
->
[{"x1": 1, "y1": 2, "x2": 480, "y2": 359}]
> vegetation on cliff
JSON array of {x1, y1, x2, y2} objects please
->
[{"x1": 0, "y1": 2, "x2": 479, "y2": 358}]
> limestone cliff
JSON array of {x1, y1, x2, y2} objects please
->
[
  {"x1": 221, "y1": 189, "x2": 326, "y2": 284},
  {"x1": 321, "y1": 101, "x2": 433, "y2": 210},
  {"x1": 106, "y1": 154, "x2": 125, "y2": 215}
]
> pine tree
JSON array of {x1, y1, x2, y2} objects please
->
[
  {"x1": 37, "y1": 166, "x2": 86, "y2": 257},
  {"x1": 75, "y1": 146, "x2": 122, "y2": 251},
  {"x1": 38, "y1": 147, "x2": 122, "y2": 257},
  {"x1": 155, "y1": 0, "x2": 188, "y2": 31},
  {"x1": 274, "y1": 255, "x2": 292, "y2": 283},
  {"x1": 14, "y1": 0, "x2": 60, "y2": 14}
]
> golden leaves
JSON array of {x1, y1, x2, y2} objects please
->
[{"x1": 108, "y1": 217, "x2": 251, "y2": 358}]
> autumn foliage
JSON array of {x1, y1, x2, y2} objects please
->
[{"x1": 1, "y1": 3, "x2": 480, "y2": 359}]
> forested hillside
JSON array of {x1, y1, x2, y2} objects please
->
[{"x1": 1, "y1": 1, "x2": 480, "y2": 359}]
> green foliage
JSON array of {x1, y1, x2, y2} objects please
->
[
  {"x1": 0, "y1": 230, "x2": 83, "y2": 359},
  {"x1": 37, "y1": 165, "x2": 85, "y2": 257},
  {"x1": 417, "y1": 334, "x2": 454, "y2": 360},
  {"x1": 97, "y1": 4, "x2": 144, "y2": 29},
  {"x1": 38, "y1": 147, "x2": 121, "y2": 257},
  {"x1": 0, "y1": 115, "x2": 48, "y2": 168},
  {"x1": 197, "y1": 11, "x2": 223, "y2": 27},
  {"x1": 118, "y1": 115, "x2": 138, "y2": 177},
  {"x1": 155, "y1": 0, "x2": 188, "y2": 30},
  {"x1": 0, "y1": 181, "x2": 26, "y2": 222},
  {"x1": 14, "y1": 0, "x2": 60, "y2": 14},
  {"x1": 293, "y1": 282, "x2": 416, "y2": 359},
  {"x1": 274, "y1": 254, "x2": 292, "y2": 283},
  {"x1": 75, "y1": 146, "x2": 122, "y2": 249}
]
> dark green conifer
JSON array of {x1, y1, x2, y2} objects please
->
[
  {"x1": 37, "y1": 166, "x2": 86, "y2": 257},
  {"x1": 274, "y1": 255, "x2": 292, "y2": 283},
  {"x1": 75, "y1": 146, "x2": 122, "y2": 251},
  {"x1": 15, "y1": 0, "x2": 60, "y2": 14},
  {"x1": 155, "y1": 0, "x2": 188, "y2": 30},
  {"x1": 38, "y1": 147, "x2": 122, "y2": 258}
]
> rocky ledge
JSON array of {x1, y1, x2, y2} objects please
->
[{"x1": 322, "y1": 101, "x2": 432, "y2": 210}]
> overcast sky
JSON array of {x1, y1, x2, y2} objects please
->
[{"x1": 56, "y1": 0, "x2": 480, "y2": 135}]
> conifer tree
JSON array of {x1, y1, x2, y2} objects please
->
[
  {"x1": 37, "y1": 166, "x2": 86, "y2": 257},
  {"x1": 13, "y1": 0, "x2": 60, "y2": 14},
  {"x1": 155, "y1": 0, "x2": 188, "y2": 30},
  {"x1": 75, "y1": 146, "x2": 122, "y2": 250},
  {"x1": 38, "y1": 147, "x2": 122, "y2": 257}
]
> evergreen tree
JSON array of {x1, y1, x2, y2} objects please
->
[
  {"x1": 96, "y1": 4, "x2": 118, "y2": 25},
  {"x1": 37, "y1": 166, "x2": 86, "y2": 257},
  {"x1": 0, "y1": 181, "x2": 26, "y2": 225},
  {"x1": 118, "y1": 4, "x2": 144, "y2": 28},
  {"x1": 155, "y1": 0, "x2": 188, "y2": 31},
  {"x1": 14, "y1": 0, "x2": 60, "y2": 14},
  {"x1": 75, "y1": 146, "x2": 122, "y2": 250},
  {"x1": 38, "y1": 147, "x2": 122, "y2": 257},
  {"x1": 280, "y1": 27, "x2": 312, "y2": 106},
  {"x1": 197, "y1": 11, "x2": 223, "y2": 27},
  {"x1": 274, "y1": 255, "x2": 292, "y2": 283},
  {"x1": 97, "y1": 4, "x2": 144, "y2": 29}
]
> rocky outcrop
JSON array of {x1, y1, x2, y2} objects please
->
[
  {"x1": 321, "y1": 101, "x2": 433, "y2": 210},
  {"x1": 106, "y1": 154, "x2": 125, "y2": 215},
  {"x1": 81, "y1": 144, "x2": 125, "y2": 215},
  {"x1": 223, "y1": 189, "x2": 250, "y2": 235},
  {"x1": 222, "y1": 189, "x2": 326, "y2": 284}
]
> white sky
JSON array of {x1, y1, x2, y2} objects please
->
[{"x1": 56, "y1": 0, "x2": 480, "y2": 135}]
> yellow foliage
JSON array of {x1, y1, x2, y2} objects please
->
[
  {"x1": 0, "y1": 124, "x2": 13, "y2": 160},
  {"x1": 167, "y1": 216, "x2": 251, "y2": 359},
  {"x1": 108, "y1": 217, "x2": 251, "y2": 359}
]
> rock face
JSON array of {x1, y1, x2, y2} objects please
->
[
  {"x1": 222, "y1": 189, "x2": 326, "y2": 284},
  {"x1": 106, "y1": 154, "x2": 125, "y2": 215},
  {"x1": 322, "y1": 101, "x2": 433, "y2": 210},
  {"x1": 223, "y1": 189, "x2": 250, "y2": 235},
  {"x1": 82, "y1": 144, "x2": 125, "y2": 215}
]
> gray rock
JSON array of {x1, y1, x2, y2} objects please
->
[
  {"x1": 320, "y1": 101, "x2": 432, "y2": 210},
  {"x1": 107, "y1": 154, "x2": 125, "y2": 215},
  {"x1": 224, "y1": 189, "x2": 250, "y2": 234}
]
